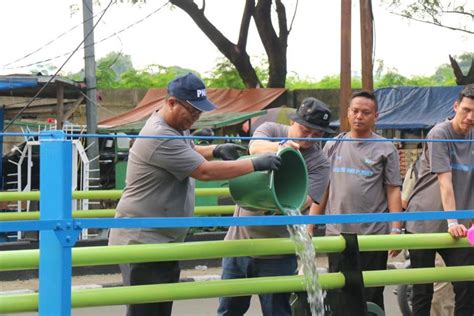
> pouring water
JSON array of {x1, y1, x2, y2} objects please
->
[{"x1": 285, "y1": 208, "x2": 325, "y2": 316}]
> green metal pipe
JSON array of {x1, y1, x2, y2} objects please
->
[
  {"x1": 0, "y1": 273, "x2": 345, "y2": 313},
  {"x1": 363, "y1": 266, "x2": 474, "y2": 287},
  {"x1": 0, "y1": 188, "x2": 230, "y2": 202},
  {"x1": 1, "y1": 234, "x2": 470, "y2": 272},
  {"x1": 0, "y1": 205, "x2": 235, "y2": 221},
  {"x1": 0, "y1": 191, "x2": 40, "y2": 202},
  {"x1": 2, "y1": 265, "x2": 474, "y2": 313},
  {"x1": 1, "y1": 234, "x2": 471, "y2": 271},
  {"x1": 194, "y1": 205, "x2": 235, "y2": 215},
  {"x1": 0, "y1": 237, "x2": 345, "y2": 271},
  {"x1": 358, "y1": 233, "x2": 470, "y2": 251}
]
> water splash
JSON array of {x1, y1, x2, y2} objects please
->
[{"x1": 285, "y1": 208, "x2": 325, "y2": 316}]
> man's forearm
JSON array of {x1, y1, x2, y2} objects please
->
[
  {"x1": 386, "y1": 185, "x2": 402, "y2": 230},
  {"x1": 195, "y1": 144, "x2": 216, "y2": 160}
]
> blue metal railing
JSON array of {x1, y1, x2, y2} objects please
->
[{"x1": 0, "y1": 131, "x2": 472, "y2": 315}]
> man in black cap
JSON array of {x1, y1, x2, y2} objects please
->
[
  {"x1": 311, "y1": 91, "x2": 403, "y2": 312},
  {"x1": 217, "y1": 97, "x2": 334, "y2": 316},
  {"x1": 109, "y1": 73, "x2": 281, "y2": 316}
]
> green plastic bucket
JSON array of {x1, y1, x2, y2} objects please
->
[{"x1": 229, "y1": 147, "x2": 308, "y2": 213}]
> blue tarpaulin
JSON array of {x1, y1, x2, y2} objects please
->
[
  {"x1": 330, "y1": 86, "x2": 464, "y2": 129},
  {"x1": 0, "y1": 78, "x2": 38, "y2": 91}
]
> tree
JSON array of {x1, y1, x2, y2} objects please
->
[
  {"x1": 119, "y1": 65, "x2": 193, "y2": 88},
  {"x1": 383, "y1": 0, "x2": 473, "y2": 34},
  {"x1": 169, "y1": 0, "x2": 295, "y2": 88},
  {"x1": 204, "y1": 57, "x2": 268, "y2": 89},
  {"x1": 449, "y1": 52, "x2": 474, "y2": 85},
  {"x1": 96, "y1": 52, "x2": 134, "y2": 88}
]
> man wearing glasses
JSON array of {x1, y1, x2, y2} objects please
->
[{"x1": 109, "y1": 73, "x2": 281, "y2": 316}]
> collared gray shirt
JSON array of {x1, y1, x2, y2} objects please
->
[
  {"x1": 108, "y1": 111, "x2": 205, "y2": 245},
  {"x1": 225, "y1": 122, "x2": 330, "y2": 241},
  {"x1": 324, "y1": 132, "x2": 402, "y2": 235},
  {"x1": 405, "y1": 121, "x2": 474, "y2": 233}
]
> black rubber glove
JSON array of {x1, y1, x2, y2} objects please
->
[
  {"x1": 251, "y1": 153, "x2": 282, "y2": 171},
  {"x1": 213, "y1": 143, "x2": 248, "y2": 161}
]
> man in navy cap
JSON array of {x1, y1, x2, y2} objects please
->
[{"x1": 109, "y1": 73, "x2": 281, "y2": 316}]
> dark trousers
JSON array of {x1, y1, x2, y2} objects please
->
[
  {"x1": 409, "y1": 247, "x2": 474, "y2": 316},
  {"x1": 119, "y1": 261, "x2": 180, "y2": 316},
  {"x1": 217, "y1": 256, "x2": 298, "y2": 316},
  {"x1": 327, "y1": 251, "x2": 388, "y2": 311}
]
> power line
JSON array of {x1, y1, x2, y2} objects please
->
[
  {"x1": 3, "y1": 1, "x2": 170, "y2": 71},
  {"x1": 3, "y1": 0, "x2": 115, "y2": 131},
  {"x1": 1, "y1": 7, "x2": 110, "y2": 69}
]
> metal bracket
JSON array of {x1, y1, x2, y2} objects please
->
[{"x1": 53, "y1": 220, "x2": 82, "y2": 247}]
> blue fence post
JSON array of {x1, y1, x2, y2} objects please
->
[{"x1": 39, "y1": 131, "x2": 73, "y2": 315}]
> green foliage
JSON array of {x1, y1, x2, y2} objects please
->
[
  {"x1": 204, "y1": 58, "x2": 245, "y2": 89},
  {"x1": 313, "y1": 75, "x2": 341, "y2": 89},
  {"x1": 204, "y1": 56, "x2": 269, "y2": 88},
  {"x1": 64, "y1": 50, "x2": 470, "y2": 89}
]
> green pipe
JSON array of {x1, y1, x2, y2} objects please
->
[
  {"x1": 0, "y1": 191, "x2": 40, "y2": 202},
  {"x1": 0, "y1": 237, "x2": 345, "y2": 271},
  {"x1": 0, "y1": 205, "x2": 235, "y2": 221},
  {"x1": 1, "y1": 234, "x2": 470, "y2": 271},
  {"x1": 363, "y1": 266, "x2": 474, "y2": 287},
  {"x1": 3, "y1": 265, "x2": 474, "y2": 313},
  {"x1": 0, "y1": 188, "x2": 230, "y2": 202},
  {"x1": 358, "y1": 233, "x2": 470, "y2": 251},
  {"x1": 0, "y1": 273, "x2": 345, "y2": 313}
]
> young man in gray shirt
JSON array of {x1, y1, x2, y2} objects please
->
[
  {"x1": 405, "y1": 84, "x2": 474, "y2": 316},
  {"x1": 310, "y1": 91, "x2": 403, "y2": 312},
  {"x1": 217, "y1": 98, "x2": 333, "y2": 316},
  {"x1": 108, "y1": 73, "x2": 281, "y2": 316}
]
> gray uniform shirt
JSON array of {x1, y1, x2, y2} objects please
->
[
  {"x1": 108, "y1": 111, "x2": 205, "y2": 245},
  {"x1": 324, "y1": 132, "x2": 402, "y2": 235},
  {"x1": 405, "y1": 121, "x2": 474, "y2": 233},
  {"x1": 225, "y1": 122, "x2": 330, "y2": 241}
]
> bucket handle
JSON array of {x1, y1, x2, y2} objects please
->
[
  {"x1": 268, "y1": 147, "x2": 286, "y2": 191},
  {"x1": 268, "y1": 170, "x2": 274, "y2": 190}
]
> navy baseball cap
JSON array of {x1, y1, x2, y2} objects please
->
[{"x1": 167, "y1": 73, "x2": 217, "y2": 112}]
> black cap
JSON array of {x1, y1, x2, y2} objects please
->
[{"x1": 288, "y1": 97, "x2": 335, "y2": 133}]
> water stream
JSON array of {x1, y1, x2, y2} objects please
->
[{"x1": 285, "y1": 208, "x2": 325, "y2": 316}]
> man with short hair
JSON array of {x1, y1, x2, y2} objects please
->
[
  {"x1": 310, "y1": 91, "x2": 403, "y2": 312},
  {"x1": 217, "y1": 97, "x2": 333, "y2": 316},
  {"x1": 108, "y1": 73, "x2": 281, "y2": 316},
  {"x1": 405, "y1": 84, "x2": 474, "y2": 316}
]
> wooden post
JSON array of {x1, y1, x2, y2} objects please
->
[
  {"x1": 360, "y1": 0, "x2": 374, "y2": 91},
  {"x1": 340, "y1": 0, "x2": 352, "y2": 132},
  {"x1": 56, "y1": 82, "x2": 64, "y2": 130}
]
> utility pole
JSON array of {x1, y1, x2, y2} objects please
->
[
  {"x1": 340, "y1": 0, "x2": 352, "y2": 132},
  {"x1": 82, "y1": 0, "x2": 100, "y2": 187},
  {"x1": 360, "y1": 0, "x2": 374, "y2": 91}
]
